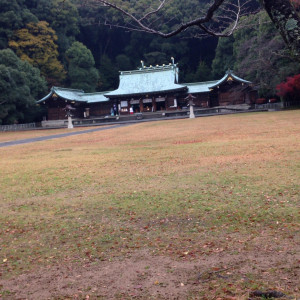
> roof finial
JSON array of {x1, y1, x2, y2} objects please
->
[
  {"x1": 141, "y1": 60, "x2": 144, "y2": 68},
  {"x1": 226, "y1": 68, "x2": 233, "y2": 74},
  {"x1": 171, "y1": 57, "x2": 175, "y2": 65}
]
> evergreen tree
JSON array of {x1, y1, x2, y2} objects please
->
[
  {"x1": 0, "y1": 49, "x2": 47, "y2": 124},
  {"x1": 115, "y1": 54, "x2": 132, "y2": 71},
  {"x1": 66, "y1": 41, "x2": 99, "y2": 92},
  {"x1": 0, "y1": 0, "x2": 37, "y2": 49},
  {"x1": 194, "y1": 61, "x2": 212, "y2": 82},
  {"x1": 98, "y1": 55, "x2": 119, "y2": 91},
  {"x1": 211, "y1": 36, "x2": 235, "y2": 78}
]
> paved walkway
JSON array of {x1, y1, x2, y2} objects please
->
[
  {"x1": 0, "y1": 109, "x2": 267, "y2": 149},
  {"x1": 0, "y1": 124, "x2": 130, "y2": 148}
]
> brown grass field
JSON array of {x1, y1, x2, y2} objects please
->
[{"x1": 0, "y1": 111, "x2": 299, "y2": 299}]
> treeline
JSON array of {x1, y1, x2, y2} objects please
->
[{"x1": 0, "y1": 0, "x2": 299, "y2": 124}]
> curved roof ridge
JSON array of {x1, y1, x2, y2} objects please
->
[
  {"x1": 83, "y1": 91, "x2": 111, "y2": 95},
  {"x1": 209, "y1": 72, "x2": 251, "y2": 89},
  {"x1": 120, "y1": 64, "x2": 177, "y2": 75},
  {"x1": 52, "y1": 86, "x2": 84, "y2": 93},
  {"x1": 184, "y1": 80, "x2": 219, "y2": 86}
]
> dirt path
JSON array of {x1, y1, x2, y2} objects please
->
[{"x1": 1, "y1": 249, "x2": 299, "y2": 299}]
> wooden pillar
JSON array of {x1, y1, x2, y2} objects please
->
[
  {"x1": 140, "y1": 99, "x2": 143, "y2": 112},
  {"x1": 153, "y1": 97, "x2": 156, "y2": 112}
]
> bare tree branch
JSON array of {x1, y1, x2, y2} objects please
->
[
  {"x1": 81, "y1": 0, "x2": 246, "y2": 37},
  {"x1": 78, "y1": 0, "x2": 300, "y2": 57}
]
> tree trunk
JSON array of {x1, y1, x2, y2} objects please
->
[{"x1": 261, "y1": 0, "x2": 300, "y2": 58}]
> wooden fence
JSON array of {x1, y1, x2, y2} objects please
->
[{"x1": 0, "y1": 123, "x2": 36, "y2": 132}]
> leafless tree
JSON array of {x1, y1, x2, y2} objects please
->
[
  {"x1": 79, "y1": 0, "x2": 251, "y2": 37},
  {"x1": 78, "y1": 0, "x2": 300, "y2": 57}
]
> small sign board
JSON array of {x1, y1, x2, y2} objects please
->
[{"x1": 121, "y1": 101, "x2": 128, "y2": 107}]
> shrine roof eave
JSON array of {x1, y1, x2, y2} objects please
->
[
  {"x1": 36, "y1": 87, "x2": 87, "y2": 104},
  {"x1": 105, "y1": 86, "x2": 187, "y2": 99},
  {"x1": 36, "y1": 91, "x2": 53, "y2": 103},
  {"x1": 37, "y1": 87, "x2": 113, "y2": 104},
  {"x1": 209, "y1": 72, "x2": 251, "y2": 89}
]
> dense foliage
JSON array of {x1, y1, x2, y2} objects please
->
[
  {"x1": 66, "y1": 41, "x2": 99, "y2": 92},
  {"x1": 276, "y1": 74, "x2": 300, "y2": 101},
  {"x1": 212, "y1": 11, "x2": 300, "y2": 96},
  {"x1": 0, "y1": 0, "x2": 299, "y2": 124},
  {"x1": 0, "y1": 49, "x2": 47, "y2": 125},
  {"x1": 9, "y1": 21, "x2": 66, "y2": 85}
]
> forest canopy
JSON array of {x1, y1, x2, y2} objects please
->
[{"x1": 0, "y1": 0, "x2": 299, "y2": 124}]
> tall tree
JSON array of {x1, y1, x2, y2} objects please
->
[
  {"x1": 27, "y1": 0, "x2": 80, "y2": 54},
  {"x1": 235, "y1": 11, "x2": 299, "y2": 96},
  {"x1": 213, "y1": 11, "x2": 300, "y2": 96},
  {"x1": 260, "y1": 0, "x2": 300, "y2": 57},
  {"x1": 66, "y1": 41, "x2": 99, "y2": 92},
  {"x1": 0, "y1": 0, "x2": 37, "y2": 49},
  {"x1": 0, "y1": 49, "x2": 47, "y2": 124},
  {"x1": 211, "y1": 36, "x2": 235, "y2": 78},
  {"x1": 9, "y1": 21, "x2": 66, "y2": 86},
  {"x1": 81, "y1": 0, "x2": 299, "y2": 57},
  {"x1": 98, "y1": 54, "x2": 119, "y2": 90}
]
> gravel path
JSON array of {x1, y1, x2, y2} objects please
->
[{"x1": 0, "y1": 124, "x2": 130, "y2": 148}]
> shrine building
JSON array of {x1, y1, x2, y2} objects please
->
[{"x1": 37, "y1": 60, "x2": 258, "y2": 120}]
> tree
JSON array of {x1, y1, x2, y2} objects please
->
[
  {"x1": 0, "y1": 49, "x2": 47, "y2": 125},
  {"x1": 276, "y1": 74, "x2": 300, "y2": 104},
  {"x1": 26, "y1": 0, "x2": 80, "y2": 54},
  {"x1": 66, "y1": 41, "x2": 99, "y2": 92},
  {"x1": 9, "y1": 21, "x2": 66, "y2": 86},
  {"x1": 98, "y1": 54, "x2": 119, "y2": 90},
  {"x1": 80, "y1": 0, "x2": 300, "y2": 57},
  {"x1": 260, "y1": 0, "x2": 300, "y2": 57},
  {"x1": 211, "y1": 36, "x2": 235, "y2": 78},
  {"x1": 0, "y1": 0, "x2": 37, "y2": 49},
  {"x1": 115, "y1": 54, "x2": 132, "y2": 71},
  {"x1": 212, "y1": 11, "x2": 300, "y2": 96}
]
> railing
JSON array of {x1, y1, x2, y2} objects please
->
[
  {"x1": 254, "y1": 102, "x2": 283, "y2": 110},
  {"x1": 0, "y1": 123, "x2": 36, "y2": 132}
]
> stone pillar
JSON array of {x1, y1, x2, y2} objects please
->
[
  {"x1": 189, "y1": 103, "x2": 195, "y2": 119},
  {"x1": 67, "y1": 116, "x2": 74, "y2": 129}
]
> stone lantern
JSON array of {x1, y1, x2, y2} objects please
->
[
  {"x1": 185, "y1": 94, "x2": 196, "y2": 119},
  {"x1": 63, "y1": 104, "x2": 76, "y2": 129}
]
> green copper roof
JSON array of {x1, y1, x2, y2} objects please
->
[
  {"x1": 80, "y1": 92, "x2": 111, "y2": 103},
  {"x1": 105, "y1": 65, "x2": 187, "y2": 98},
  {"x1": 37, "y1": 87, "x2": 109, "y2": 104},
  {"x1": 184, "y1": 80, "x2": 219, "y2": 93},
  {"x1": 37, "y1": 69, "x2": 252, "y2": 105}
]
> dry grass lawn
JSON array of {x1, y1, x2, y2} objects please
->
[{"x1": 0, "y1": 111, "x2": 299, "y2": 299}]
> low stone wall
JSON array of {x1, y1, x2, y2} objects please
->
[{"x1": 0, "y1": 123, "x2": 36, "y2": 131}]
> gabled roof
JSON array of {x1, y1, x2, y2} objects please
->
[
  {"x1": 184, "y1": 80, "x2": 219, "y2": 94},
  {"x1": 37, "y1": 87, "x2": 109, "y2": 104},
  {"x1": 209, "y1": 71, "x2": 251, "y2": 89},
  {"x1": 105, "y1": 64, "x2": 187, "y2": 98}
]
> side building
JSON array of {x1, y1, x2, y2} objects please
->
[{"x1": 37, "y1": 61, "x2": 258, "y2": 120}]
